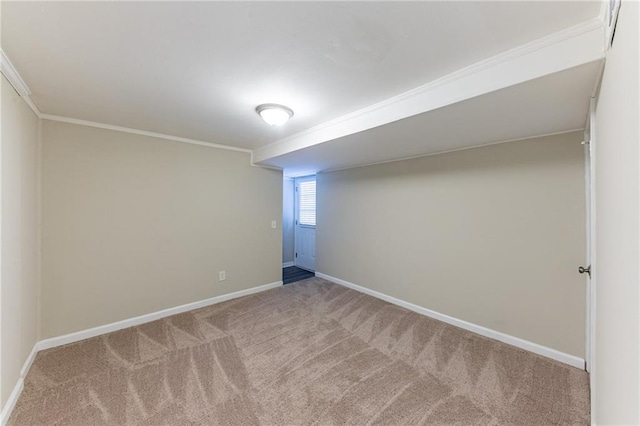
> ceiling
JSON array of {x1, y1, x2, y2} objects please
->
[
  {"x1": 261, "y1": 61, "x2": 602, "y2": 177},
  {"x1": 2, "y1": 1, "x2": 601, "y2": 174}
]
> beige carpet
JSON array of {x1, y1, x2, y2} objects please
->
[{"x1": 9, "y1": 278, "x2": 590, "y2": 425}]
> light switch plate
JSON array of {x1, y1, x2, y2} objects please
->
[{"x1": 271, "y1": 220, "x2": 277, "y2": 229}]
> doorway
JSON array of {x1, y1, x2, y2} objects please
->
[{"x1": 294, "y1": 175, "x2": 316, "y2": 272}]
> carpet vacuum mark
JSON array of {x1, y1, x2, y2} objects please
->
[{"x1": 9, "y1": 278, "x2": 589, "y2": 425}]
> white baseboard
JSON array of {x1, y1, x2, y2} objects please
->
[
  {"x1": 282, "y1": 261, "x2": 294, "y2": 268},
  {"x1": 19, "y1": 345, "x2": 39, "y2": 379},
  {"x1": 1, "y1": 343, "x2": 39, "y2": 425},
  {"x1": 37, "y1": 280, "x2": 283, "y2": 350},
  {"x1": 315, "y1": 272, "x2": 585, "y2": 370},
  {"x1": 0, "y1": 280, "x2": 283, "y2": 425},
  {"x1": 0, "y1": 379, "x2": 24, "y2": 426}
]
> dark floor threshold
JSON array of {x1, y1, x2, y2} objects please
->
[{"x1": 283, "y1": 266, "x2": 315, "y2": 285}]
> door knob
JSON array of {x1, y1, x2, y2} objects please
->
[{"x1": 578, "y1": 265, "x2": 591, "y2": 277}]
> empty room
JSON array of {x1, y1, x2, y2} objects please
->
[{"x1": 1, "y1": 1, "x2": 638, "y2": 425}]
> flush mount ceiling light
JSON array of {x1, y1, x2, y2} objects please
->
[{"x1": 256, "y1": 103, "x2": 294, "y2": 126}]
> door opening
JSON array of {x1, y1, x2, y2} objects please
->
[{"x1": 294, "y1": 175, "x2": 316, "y2": 272}]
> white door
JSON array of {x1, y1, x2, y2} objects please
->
[{"x1": 295, "y1": 176, "x2": 316, "y2": 271}]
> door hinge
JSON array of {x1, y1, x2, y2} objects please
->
[{"x1": 295, "y1": 253, "x2": 298, "y2": 258}]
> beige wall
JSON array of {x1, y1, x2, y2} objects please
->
[
  {"x1": 1, "y1": 75, "x2": 40, "y2": 408},
  {"x1": 593, "y1": 2, "x2": 639, "y2": 423},
  {"x1": 317, "y1": 132, "x2": 587, "y2": 357},
  {"x1": 41, "y1": 121, "x2": 282, "y2": 339},
  {"x1": 282, "y1": 178, "x2": 295, "y2": 264}
]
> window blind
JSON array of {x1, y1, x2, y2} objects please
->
[{"x1": 298, "y1": 180, "x2": 316, "y2": 226}]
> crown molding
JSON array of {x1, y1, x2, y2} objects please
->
[
  {"x1": 21, "y1": 96, "x2": 43, "y2": 117},
  {"x1": 1, "y1": 49, "x2": 42, "y2": 118},
  {"x1": 2, "y1": 15, "x2": 606, "y2": 164},
  {"x1": 40, "y1": 114, "x2": 252, "y2": 153},
  {"x1": 250, "y1": 161, "x2": 283, "y2": 172},
  {"x1": 2, "y1": 49, "x2": 252, "y2": 154},
  {"x1": 252, "y1": 17, "x2": 605, "y2": 164},
  {"x1": 321, "y1": 128, "x2": 586, "y2": 174},
  {"x1": 0, "y1": 49, "x2": 31, "y2": 97},
  {"x1": 597, "y1": 0, "x2": 608, "y2": 24}
]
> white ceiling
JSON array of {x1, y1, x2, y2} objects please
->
[
  {"x1": 260, "y1": 61, "x2": 602, "y2": 177},
  {"x1": 3, "y1": 1, "x2": 601, "y2": 152}
]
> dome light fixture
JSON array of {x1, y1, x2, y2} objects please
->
[{"x1": 256, "y1": 103, "x2": 294, "y2": 126}]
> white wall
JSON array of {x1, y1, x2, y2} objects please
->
[
  {"x1": 40, "y1": 120, "x2": 282, "y2": 339},
  {"x1": 593, "y1": 2, "x2": 640, "y2": 423},
  {"x1": 0, "y1": 75, "x2": 40, "y2": 409},
  {"x1": 282, "y1": 177, "x2": 295, "y2": 264},
  {"x1": 317, "y1": 132, "x2": 587, "y2": 358}
]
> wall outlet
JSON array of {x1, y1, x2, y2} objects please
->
[
  {"x1": 271, "y1": 220, "x2": 277, "y2": 229},
  {"x1": 219, "y1": 270, "x2": 226, "y2": 281}
]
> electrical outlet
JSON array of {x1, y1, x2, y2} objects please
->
[
  {"x1": 219, "y1": 270, "x2": 226, "y2": 281},
  {"x1": 271, "y1": 220, "x2": 277, "y2": 229}
]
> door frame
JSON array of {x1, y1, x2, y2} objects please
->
[
  {"x1": 294, "y1": 175, "x2": 316, "y2": 272},
  {"x1": 584, "y1": 97, "x2": 596, "y2": 374}
]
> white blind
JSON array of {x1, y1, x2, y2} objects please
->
[{"x1": 298, "y1": 180, "x2": 316, "y2": 226}]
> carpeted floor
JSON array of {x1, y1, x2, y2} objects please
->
[{"x1": 9, "y1": 278, "x2": 590, "y2": 425}]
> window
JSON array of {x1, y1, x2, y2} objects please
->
[{"x1": 297, "y1": 178, "x2": 316, "y2": 227}]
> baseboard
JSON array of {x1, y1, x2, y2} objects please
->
[
  {"x1": 282, "y1": 261, "x2": 294, "y2": 268},
  {"x1": 315, "y1": 272, "x2": 585, "y2": 370},
  {"x1": 0, "y1": 343, "x2": 38, "y2": 426},
  {"x1": 0, "y1": 280, "x2": 283, "y2": 425},
  {"x1": 0, "y1": 378, "x2": 24, "y2": 426},
  {"x1": 19, "y1": 345, "x2": 39, "y2": 379},
  {"x1": 38, "y1": 280, "x2": 283, "y2": 350}
]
